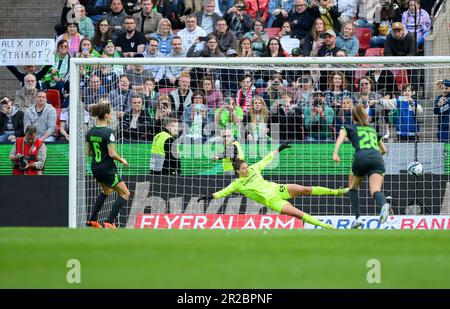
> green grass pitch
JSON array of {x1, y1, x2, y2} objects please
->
[{"x1": 1, "y1": 228, "x2": 449, "y2": 288}]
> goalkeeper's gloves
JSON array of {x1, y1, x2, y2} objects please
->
[
  {"x1": 278, "y1": 141, "x2": 292, "y2": 153},
  {"x1": 197, "y1": 194, "x2": 214, "y2": 203}
]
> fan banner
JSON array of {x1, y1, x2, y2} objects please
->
[{"x1": 0, "y1": 38, "x2": 55, "y2": 66}]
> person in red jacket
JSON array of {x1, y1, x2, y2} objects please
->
[
  {"x1": 245, "y1": 0, "x2": 270, "y2": 24},
  {"x1": 9, "y1": 125, "x2": 47, "y2": 175}
]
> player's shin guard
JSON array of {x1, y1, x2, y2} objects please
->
[
  {"x1": 89, "y1": 192, "x2": 108, "y2": 221},
  {"x1": 349, "y1": 189, "x2": 361, "y2": 218},
  {"x1": 302, "y1": 213, "x2": 329, "y2": 228},
  {"x1": 373, "y1": 191, "x2": 387, "y2": 207},
  {"x1": 105, "y1": 196, "x2": 126, "y2": 225}
]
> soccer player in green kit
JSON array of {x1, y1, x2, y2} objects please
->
[
  {"x1": 333, "y1": 104, "x2": 390, "y2": 229},
  {"x1": 198, "y1": 142, "x2": 349, "y2": 229},
  {"x1": 85, "y1": 102, "x2": 130, "y2": 229}
]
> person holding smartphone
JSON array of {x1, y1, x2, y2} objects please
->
[
  {"x1": 214, "y1": 94, "x2": 244, "y2": 140},
  {"x1": 0, "y1": 97, "x2": 24, "y2": 143}
]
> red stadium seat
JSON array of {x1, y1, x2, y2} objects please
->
[
  {"x1": 353, "y1": 69, "x2": 370, "y2": 91},
  {"x1": 46, "y1": 89, "x2": 61, "y2": 109},
  {"x1": 365, "y1": 48, "x2": 384, "y2": 57},
  {"x1": 55, "y1": 108, "x2": 62, "y2": 137},
  {"x1": 265, "y1": 27, "x2": 281, "y2": 39},
  {"x1": 159, "y1": 87, "x2": 176, "y2": 95},
  {"x1": 355, "y1": 28, "x2": 372, "y2": 53},
  {"x1": 393, "y1": 69, "x2": 408, "y2": 91}
]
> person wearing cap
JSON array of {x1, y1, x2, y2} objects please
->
[
  {"x1": 9, "y1": 124, "x2": 47, "y2": 176},
  {"x1": 317, "y1": 29, "x2": 340, "y2": 57},
  {"x1": 383, "y1": 22, "x2": 416, "y2": 56},
  {"x1": 369, "y1": 0, "x2": 402, "y2": 48}
]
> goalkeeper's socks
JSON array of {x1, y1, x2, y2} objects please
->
[
  {"x1": 311, "y1": 186, "x2": 337, "y2": 196},
  {"x1": 89, "y1": 192, "x2": 108, "y2": 221},
  {"x1": 106, "y1": 196, "x2": 127, "y2": 224},
  {"x1": 373, "y1": 191, "x2": 387, "y2": 207},
  {"x1": 349, "y1": 189, "x2": 361, "y2": 218},
  {"x1": 302, "y1": 213, "x2": 329, "y2": 229}
]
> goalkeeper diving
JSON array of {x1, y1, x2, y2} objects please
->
[{"x1": 198, "y1": 142, "x2": 349, "y2": 229}]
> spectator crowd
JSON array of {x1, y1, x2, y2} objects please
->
[{"x1": 2, "y1": 0, "x2": 448, "y2": 149}]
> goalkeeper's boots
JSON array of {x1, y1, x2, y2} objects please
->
[
  {"x1": 103, "y1": 222, "x2": 117, "y2": 229},
  {"x1": 336, "y1": 187, "x2": 350, "y2": 196},
  {"x1": 86, "y1": 220, "x2": 102, "y2": 228},
  {"x1": 379, "y1": 203, "x2": 391, "y2": 224},
  {"x1": 351, "y1": 217, "x2": 364, "y2": 229}
]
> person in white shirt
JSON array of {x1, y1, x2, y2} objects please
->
[{"x1": 177, "y1": 14, "x2": 207, "y2": 53}]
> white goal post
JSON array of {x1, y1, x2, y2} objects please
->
[{"x1": 69, "y1": 56, "x2": 450, "y2": 229}]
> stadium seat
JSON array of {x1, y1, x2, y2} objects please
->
[
  {"x1": 266, "y1": 27, "x2": 281, "y2": 39},
  {"x1": 55, "y1": 108, "x2": 62, "y2": 137},
  {"x1": 355, "y1": 28, "x2": 372, "y2": 54},
  {"x1": 159, "y1": 87, "x2": 176, "y2": 95},
  {"x1": 365, "y1": 48, "x2": 384, "y2": 57},
  {"x1": 46, "y1": 89, "x2": 61, "y2": 109},
  {"x1": 393, "y1": 69, "x2": 408, "y2": 91}
]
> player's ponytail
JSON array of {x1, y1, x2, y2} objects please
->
[
  {"x1": 352, "y1": 104, "x2": 370, "y2": 126},
  {"x1": 91, "y1": 100, "x2": 111, "y2": 120}
]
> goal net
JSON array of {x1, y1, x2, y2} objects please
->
[{"x1": 70, "y1": 56, "x2": 450, "y2": 229}]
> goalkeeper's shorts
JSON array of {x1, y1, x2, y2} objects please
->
[{"x1": 265, "y1": 184, "x2": 292, "y2": 213}]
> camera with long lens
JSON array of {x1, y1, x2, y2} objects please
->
[
  {"x1": 15, "y1": 155, "x2": 27, "y2": 170},
  {"x1": 15, "y1": 154, "x2": 36, "y2": 170},
  {"x1": 313, "y1": 99, "x2": 322, "y2": 107}
]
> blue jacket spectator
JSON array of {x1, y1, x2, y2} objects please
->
[
  {"x1": 433, "y1": 80, "x2": 450, "y2": 142},
  {"x1": 335, "y1": 22, "x2": 359, "y2": 56},
  {"x1": 267, "y1": 0, "x2": 294, "y2": 27}
]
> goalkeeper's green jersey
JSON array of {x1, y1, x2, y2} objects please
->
[{"x1": 213, "y1": 152, "x2": 279, "y2": 206}]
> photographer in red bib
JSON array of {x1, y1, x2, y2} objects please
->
[{"x1": 9, "y1": 125, "x2": 47, "y2": 175}]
